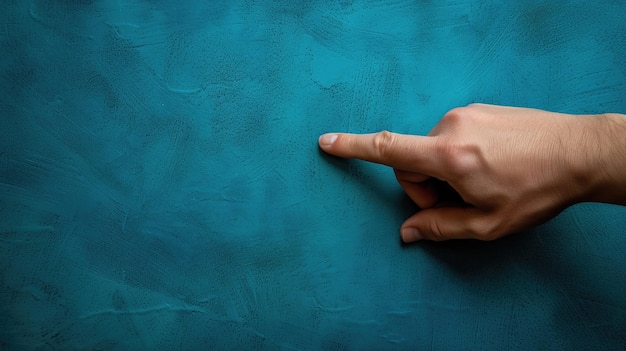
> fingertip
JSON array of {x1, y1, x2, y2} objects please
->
[
  {"x1": 319, "y1": 133, "x2": 338, "y2": 148},
  {"x1": 401, "y1": 227, "x2": 423, "y2": 243}
]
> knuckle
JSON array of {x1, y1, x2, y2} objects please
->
[
  {"x1": 441, "y1": 107, "x2": 469, "y2": 126},
  {"x1": 465, "y1": 102, "x2": 484, "y2": 109},
  {"x1": 372, "y1": 130, "x2": 395, "y2": 159},
  {"x1": 436, "y1": 141, "x2": 480, "y2": 178},
  {"x1": 467, "y1": 216, "x2": 502, "y2": 241},
  {"x1": 441, "y1": 105, "x2": 481, "y2": 127}
]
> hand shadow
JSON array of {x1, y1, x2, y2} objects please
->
[
  {"x1": 318, "y1": 147, "x2": 418, "y2": 217},
  {"x1": 321, "y1": 148, "x2": 626, "y2": 346}
]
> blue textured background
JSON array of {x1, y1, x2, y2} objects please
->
[{"x1": 2, "y1": 1, "x2": 626, "y2": 349}]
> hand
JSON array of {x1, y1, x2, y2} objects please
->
[{"x1": 318, "y1": 103, "x2": 626, "y2": 242}]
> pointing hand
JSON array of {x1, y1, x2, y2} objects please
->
[{"x1": 319, "y1": 104, "x2": 626, "y2": 242}]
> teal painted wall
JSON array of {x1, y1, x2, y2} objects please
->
[{"x1": 1, "y1": 1, "x2": 625, "y2": 349}]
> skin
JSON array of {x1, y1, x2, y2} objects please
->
[{"x1": 318, "y1": 103, "x2": 626, "y2": 242}]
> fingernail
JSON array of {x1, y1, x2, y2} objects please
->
[
  {"x1": 319, "y1": 133, "x2": 338, "y2": 147},
  {"x1": 401, "y1": 228, "x2": 422, "y2": 242}
]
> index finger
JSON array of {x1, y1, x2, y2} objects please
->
[{"x1": 318, "y1": 131, "x2": 443, "y2": 178}]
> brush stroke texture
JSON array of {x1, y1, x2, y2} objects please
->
[{"x1": 1, "y1": 0, "x2": 626, "y2": 349}]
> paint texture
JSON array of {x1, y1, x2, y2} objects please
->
[{"x1": 2, "y1": 1, "x2": 626, "y2": 349}]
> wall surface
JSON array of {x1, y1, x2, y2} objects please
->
[{"x1": 1, "y1": 1, "x2": 626, "y2": 349}]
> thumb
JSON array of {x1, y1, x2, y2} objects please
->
[{"x1": 400, "y1": 207, "x2": 495, "y2": 242}]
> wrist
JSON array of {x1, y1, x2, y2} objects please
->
[{"x1": 575, "y1": 113, "x2": 626, "y2": 205}]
